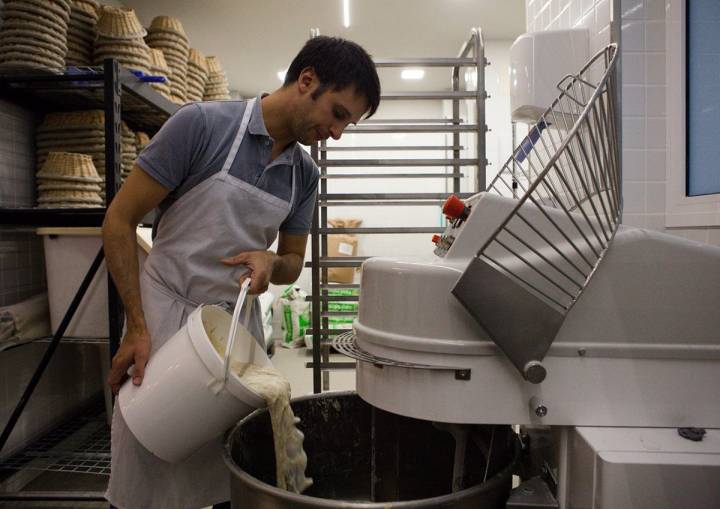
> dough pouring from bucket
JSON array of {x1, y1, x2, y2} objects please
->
[{"x1": 207, "y1": 294, "x2": 313, "y2": 494}]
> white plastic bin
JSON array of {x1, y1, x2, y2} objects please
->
[
  {"x1": 118, "y1": 304, "x2": 272, "y2": 463},
  {"x1": 38, "y1": 227, "x2": 152, "y2": 425},
  {"x1": 37, "y1": 227, "x2": 151, "y2": 338}
]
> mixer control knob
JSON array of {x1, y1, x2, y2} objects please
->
[
  {"x1": 432, "y1": 234, "x2": 441, "y2": 244},
  {"x1": 443, "y1": 194, "x2": 470, "y2": 221},
  {"x1": 523, "y1": 360, "x2": 546, "y2": 384}
]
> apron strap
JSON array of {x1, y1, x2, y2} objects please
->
[{"x1": 220, "y1": 97, "x2": 256, "y2": 176}]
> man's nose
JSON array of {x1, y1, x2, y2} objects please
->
[{"x1": 329, "y1": 124, "x2": 343, "y2": 140}]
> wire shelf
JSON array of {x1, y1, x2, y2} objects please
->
[
  {"x1": 35, "y1": 336, "x2": 109, "y2": 345},
  {"x1": 0, "y1": 65, "x2": 177, "y2": 133},
  {"x1": 481, "y1": 44, "x2": 620, "y2": 312},
  {"x1": 0, "y1": 403, "x2": 109, "y2": 476}
]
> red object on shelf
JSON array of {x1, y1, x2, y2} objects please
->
[
  {"x1": 443, "y1": 194, "x2": 469, "y2": 220},
  {"x1": 432, "y1": 234, "x2": 441, "y2": 244}
]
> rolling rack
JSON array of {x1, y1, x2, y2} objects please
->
[
  {"x1": 0, "y1": 60, "x2": 178, "y2": 503},
  {"x1": 308, "y1": 28, "x2": 489, "y2": 393}
]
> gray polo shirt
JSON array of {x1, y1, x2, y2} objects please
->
[{"x1": 137, "y1": 96, "x2": 319, "y2": 236}]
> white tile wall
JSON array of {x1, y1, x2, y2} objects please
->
[
  {"x1": 646, "y1": 85, "x2": 665, "y2": 115},
  {"x1": 623, "y1": 149, "x2": 645, "y2": 180},
  {"x1": 622, "y1": 52, "x2": 645, "y2": 83},
  {"x1": 0, "y1": 99, "x2": 45, "y2": 306},
  {"x1": 645, "y1": 0, "x2": 667, "y2": 20},
  {"x1": 525, "y1": 0, "x2": 719, "y2": 244},
  {"x1": 645, "y1": 117, "x2": 666, "y2": 149},
  {"x1": 622, "y1": 20, "x2": 645, "y2": 50},
  {"x1": 644, "y1": 20, "x2": 666, "y2": 50},
  {"x1": 645, "y1": 53, "x2": 665, "y2": 83},
  {"x1": 623, "y1": 117, "x2": 645, "y2": 149},
  {"x1": 622, "y1": 0, "x2": 645, "y2": 19},
  {"x1": 645, "y1": 149, "x2": 666, "y2": 181}
]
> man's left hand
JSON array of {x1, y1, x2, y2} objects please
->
[{"x1": 221, "y1": 250, "x2": 277, "y2": 294}]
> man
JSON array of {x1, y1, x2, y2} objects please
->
[{"x1": 102, "y1": 36, "x2": 380, "y2": 509}]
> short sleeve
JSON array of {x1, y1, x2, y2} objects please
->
[
  {"x1": 279, "y1": 155, "x2": 319, "y2": 235},
  {"x1": 136, "y1": 103, "x2": 207, "y2": 191}
]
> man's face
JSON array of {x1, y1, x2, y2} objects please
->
[{"x1": 292, "y1": 69, "x2": 369, "y2": 145}]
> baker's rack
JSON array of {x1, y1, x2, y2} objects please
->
[
  {"x1": 0, "y1": 60, "x2": 178, "y2": 503},
  {"x1": 308, "y1": 28, "x2": 489, "y2": 393}
]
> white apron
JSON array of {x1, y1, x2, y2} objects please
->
[{"x1": 106, "y1": 99, "x2": 297, "y2": 509}]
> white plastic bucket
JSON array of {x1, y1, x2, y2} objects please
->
[{"x1": 118, "y1": 304, "x2": 271, "y2": 463}]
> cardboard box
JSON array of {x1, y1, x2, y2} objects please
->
[{"x1": 327, "y1": 218, "x2": 362, "y2": 284}]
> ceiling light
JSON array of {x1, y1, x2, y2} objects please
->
[
  {"x1": 401, "y1": 69, "x2": 425, "y2": 80},
  {"x1": 277, "y1": 70, "x2": 286, "y2": 82},
  {"x1": 343, "y1": 0, "x2": 350, "y2": 28}
]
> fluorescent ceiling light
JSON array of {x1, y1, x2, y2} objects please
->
[
  {"x1": 343, "y1": 0, "x2": 350, "y2": 28},
  {"x1": 401, "y1": 69, "x2": 425, "y2": 80},
  {"x1": 277, "y1": 70, "x2": 286, "y2": 82}
]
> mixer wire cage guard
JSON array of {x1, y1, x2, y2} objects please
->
[
  {"x1": 452, "y1": 44, "x2": 620, "y2": 383},
  {"x1": 485, "y1": 44, "x2": 620, "y2": 311}
]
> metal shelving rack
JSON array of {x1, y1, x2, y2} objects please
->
[
  {"x1": 0, "y1": 60, "x2": 178, "y2": 503},
  {"x1": 308, "y1": 29, "x2": 489, "y2": 393}
]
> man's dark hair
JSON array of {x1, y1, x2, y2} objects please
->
[{"x1": 284, "y1": 36, "x2": 381, "y2": 118}]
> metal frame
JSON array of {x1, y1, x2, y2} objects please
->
[
  {"x1": 0, "y1": 60, "x2": 178, "y2": 501},
  {"x1": 308, "y1": 29, "x2": 489, "y2": 393}
]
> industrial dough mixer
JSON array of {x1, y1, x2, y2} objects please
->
[{"x1": 334, "y1": 44, "x2": 720, "y2": 507}]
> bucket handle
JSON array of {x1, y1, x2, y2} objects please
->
[{"x1": 211, "y1": 278, "x2": 252, "y2": 395}]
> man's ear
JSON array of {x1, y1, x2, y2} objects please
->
[{"x1": 297, "y1": 67, "x2": 318, "y2": 94}]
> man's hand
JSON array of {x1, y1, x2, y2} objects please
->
[
  {"x1": 107, "y1": 327, "x2": 151, "y2": 395},
  {"x1": 221, "y1": 250, "x2": 277, "y2": 294}
]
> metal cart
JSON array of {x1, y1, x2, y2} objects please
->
[{"x1": 308, "y1": 28, "x2": 489, "y2": 393}]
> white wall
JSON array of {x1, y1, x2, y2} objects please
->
[
  {"x1": 525, "y1": 0, "x2": 720, "y2": 245},
  {"x1": 620, "y1": 0, "x2": 671, "y2": 233},
  {"x1": 526, "y1": 0, "x2": 613, "y2": 50}
]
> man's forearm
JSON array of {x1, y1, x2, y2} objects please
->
[
  {"x1": 269, "y1": 252, "x2": 303, "y2": 284},
  {"x1": 102, "y1": 217, "x2": 147, "y2": 332}
]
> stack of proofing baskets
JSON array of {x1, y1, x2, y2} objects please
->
[
  {"x1": 0, "y1": 3, "x2": 231, "y2": 103},
  {"x1": 185, "y1": 48, "x2": 208, "y2": 102},
  {"x1": 203, "y1": 55, "x2": 231, "y2": 100},
  {"x1": 135, "y1": 131, "x2": 150, "y2": 151},
  {"x1": 36, "y1": 151, "x2": 103, "y2": 208},
  {"x1": 93, "y1": 6, "x2": 150, "y2": 74},
  {"x1": 36, "y1": 110, "x2": 139, "y2": 201},
  {"x1": 145, "y1": 16, "x2": 189, "y2": 104},
  {"x1": 65, "y1": 0, "x2": 98, "y2": 66},
  {"x1": 0, "y1": 0, "x2": 71, "y2": 72},
  {"x1": 148, "y1": 47, "x2": 172, "y2": 99}
]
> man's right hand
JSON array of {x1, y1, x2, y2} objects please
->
[{"x1": 107, "y1": 327, "x2": 151, "y2": 395}]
